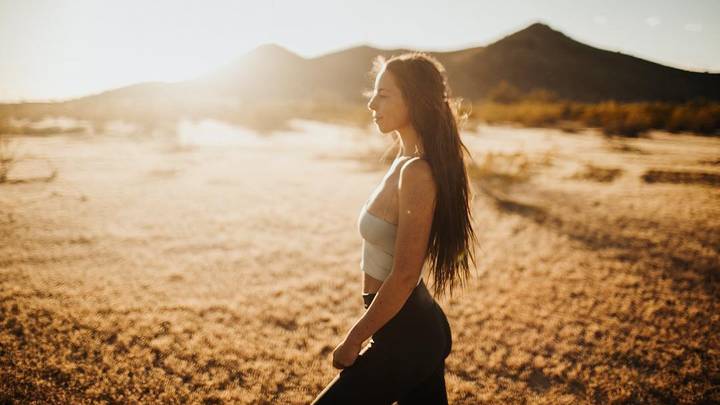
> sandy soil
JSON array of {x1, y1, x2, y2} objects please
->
[{"x1": 1, "y1": 119, "x2": 719, "y2": 404}]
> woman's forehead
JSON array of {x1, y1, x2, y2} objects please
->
[{"x1": 375, "y1": 69, "x2": 396, "y2": 91}]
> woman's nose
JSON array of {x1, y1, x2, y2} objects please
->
[{"x1": 367, "y1": 97, "x2": 376, "y2": 111}]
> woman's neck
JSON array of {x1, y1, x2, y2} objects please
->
[{"x1": 396, "y1": 124, "x2": 424, "y2": 158}]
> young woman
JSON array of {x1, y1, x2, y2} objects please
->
[{"x1": 312, "y1": 52, "x2": 479, "y2": 404}]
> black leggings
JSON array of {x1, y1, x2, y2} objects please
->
[{"x1": 312, "y1": 279, "x2": 452, "y2": 404}]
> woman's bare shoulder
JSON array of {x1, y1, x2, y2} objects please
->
[{"x1": 398, "y1": 157, "x2": 435, "y2": 193}]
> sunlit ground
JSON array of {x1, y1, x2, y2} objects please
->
[{"x1": 1, "y1": 119, "x2": 719, "y2": 404}]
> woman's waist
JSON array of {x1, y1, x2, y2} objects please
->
[
  {"x1": 363, "y1": 270, "x2": 426, "y2": 295},
  {"x1": 362, "y1": 279, "x2": 434, "y2": 309}
]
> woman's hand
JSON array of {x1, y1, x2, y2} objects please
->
[{"x1": 331, "y1": 337, "x2": 362, "y2": 369}]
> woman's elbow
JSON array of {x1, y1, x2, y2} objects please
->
[{"x1": 390, "y1": 266, "x2": 422, "y2": 286}]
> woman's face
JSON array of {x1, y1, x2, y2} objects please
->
[{"x1": 367, "y1": 68, "x2": 410, "y2": 134}]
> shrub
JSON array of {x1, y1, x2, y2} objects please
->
[{"x1": 0, "y1": 134, "x2": 17, "y2": 183}]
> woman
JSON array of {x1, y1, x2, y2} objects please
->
[{"x1": 312, "y1": 52, "x2": 479, "y2": 404}]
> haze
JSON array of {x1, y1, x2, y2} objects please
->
[{"x1": 0, "y1": 0, "x2": 719, "y2": 102}]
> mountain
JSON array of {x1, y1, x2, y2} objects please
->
[
  {"x1": 184, "y1": 44, "x2": 310, "y2": 100},
  {"x1": 453, "y1": 22, "x2": 720, "y2": 102},
  {"x1": 26, "y1": 22, "x2": 720, "y2": 108}
]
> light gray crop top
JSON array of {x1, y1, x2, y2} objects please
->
[{"x1": 358, "y1": 202, "x2": 425, "y2": 286}]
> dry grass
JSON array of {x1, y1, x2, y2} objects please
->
[
  {"x1": 1, "y1": 121, "x2": 719, "y2": 404},
  {"x1": 569, "y1": 163, "x2": 624, "y2": 183},
  {"x1": 3, "y1": 97, "x2": 720, "y2": 141},
  {"x1": 0, "y1": 134, "x2": 17, "y2": 183},
  {"x1": 641, "y1": 169, "x2": 720, "y2": 187},
  {"x1": 0, "y1": 100, "x2": 372, "y2": 138},
  {"x1": 468, "y1": 100, "x2": 720, "y2": 137}
]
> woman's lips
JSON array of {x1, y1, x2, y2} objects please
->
[{"x1": 373, "y1": 117, "x2": 383, "y2": 122}]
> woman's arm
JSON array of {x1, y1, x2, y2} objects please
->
[{"x1": 345, "y1": 158, "x2": 437, "y2": 347}]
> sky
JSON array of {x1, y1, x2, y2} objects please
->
[{"x1": 1, "y1": 0, "x2": 718, "y2": 102}]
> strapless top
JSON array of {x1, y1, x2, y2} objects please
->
[{"x1": 357, "y1": 202, "x2": 424, "y2": 286}]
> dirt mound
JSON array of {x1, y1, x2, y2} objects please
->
[{"x1": 642, "y1": 169, "x2": 720, "y2": 186}]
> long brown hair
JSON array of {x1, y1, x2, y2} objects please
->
[{"x1": 366, "y1": 52, "x2": 480, "y2": 299}]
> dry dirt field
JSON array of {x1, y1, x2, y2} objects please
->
[{"x1": 1, "y1": 119, "x2": 719, "y2": 404}]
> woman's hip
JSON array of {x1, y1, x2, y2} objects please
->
[{"x1": 362, "y1": 280, "x2": 451, "y2": 351}]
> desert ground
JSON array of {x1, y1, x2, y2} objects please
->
[{"x1": 1, "y1": 118, "x2": 719, "y2": 404}]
